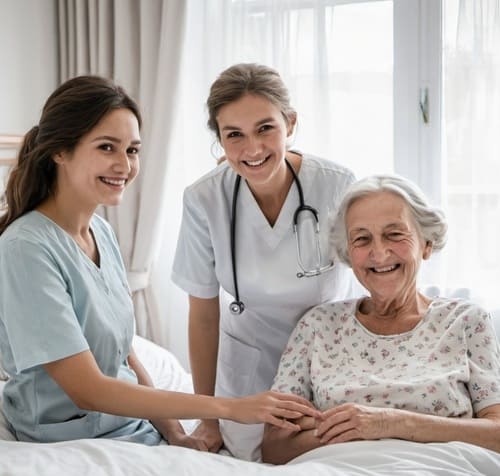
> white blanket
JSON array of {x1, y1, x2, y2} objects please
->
[
  {"x1": 1, "y1": 438, "x2": 499, "y2": 475},
  {"x1": 1, "y1": 336, "x2": 500, "y2": 475}
]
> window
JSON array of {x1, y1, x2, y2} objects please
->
[
  {"x1": 441, "y1": 0, "x2": 500, "y2": 308},
  {"x1": 222, "y1": 0, "x2": 395, "y2": 177},
  {"x1": 160, "y1": 0, "x2": 500, "y2": 363}
]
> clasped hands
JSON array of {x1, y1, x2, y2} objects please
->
[{"x1": 288, "y1": 403, "x2": 391, "y2": 444}]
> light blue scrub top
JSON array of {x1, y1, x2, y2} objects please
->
[{"x1": 0, "y1": 211, "x2": 161, "y2": 444}]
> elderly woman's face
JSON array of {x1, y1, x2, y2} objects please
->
[{"x1": 346, "y1": 191, "x2": 431, "y2": 303}]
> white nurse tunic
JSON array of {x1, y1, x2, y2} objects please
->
[{"x1": 172, "y1": 153, "x2": 357, "y2": 460}]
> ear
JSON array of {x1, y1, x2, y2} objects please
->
[
  {"x1": 423, "y1": 240, "x2": 433, "y2": 260},
  {"x1": 286, "y1": 113, "x2": 297, "y2": 137},
  {"x1": 52, "y1": 152, "x2": 66, "y2": 165}
]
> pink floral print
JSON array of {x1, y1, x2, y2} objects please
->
[{"x1": 273, "y1": 298, "x2": 500, "y2": 417}]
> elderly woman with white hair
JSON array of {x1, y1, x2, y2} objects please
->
[{"x1": 262, "y1": 174, "x2": 500, "y2": 464}]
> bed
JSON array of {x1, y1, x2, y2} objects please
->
[{"x1": 1, "y1": 336, "x2": 499, "y2": 476}]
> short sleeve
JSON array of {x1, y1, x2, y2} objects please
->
[
  {"x1": 464, "y1": 305, "x2": 500, "y2": 412},
  {"x1": 0, "y1": 239, "x2": 89, "y2": 373},
  {"x1": 271, "y1": 311, "x2": 315, "y2": 401},
  {"x1": 171, "y1": 188, "x2": 220, "y2": 298}
]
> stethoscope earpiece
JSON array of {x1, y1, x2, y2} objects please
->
[{"x1": 229, "y1": 300, "x2": 245, "y2": 315}]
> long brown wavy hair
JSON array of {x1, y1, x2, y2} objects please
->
[{"x1": 0, "y1": 76, "x2": 142, "y2": 235}]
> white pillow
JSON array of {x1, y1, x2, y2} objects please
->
[
  {"x1": 132, "y1": 335, "x2": 193, "y2": 394},
  {"x1": 132, "y1": 335, "x2": 198, "y2": 434}
]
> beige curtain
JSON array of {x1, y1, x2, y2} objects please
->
[{"x1": 57, "y1": 0, "x2": 187, "y2": 343}]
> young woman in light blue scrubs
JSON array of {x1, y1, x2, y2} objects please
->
[{"x1": 0, "y1": 76, "x2": 317, "y2": 447}]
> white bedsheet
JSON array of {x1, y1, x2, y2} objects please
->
[
  {"x1": 1, "y1": 336, "x2": 500, "y2": 475},
  {"x1": 0, "y1": 438, "x2": 499, "y2": 475}
]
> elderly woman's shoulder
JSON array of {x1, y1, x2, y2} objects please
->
[
  {"x1": 428, "y1": 296, "x2": 493, "y2": 330},
  {"x1": 300, "y1": 297, "x2": 360, "y2": 325},
  {"x1": 429, "y1": 296, "x2": 488, "y2": 314}
]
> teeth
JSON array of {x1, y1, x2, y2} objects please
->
[
  {"x1": 245, "y1": 158, "x2": 266, "y2": 167},
  {"x1": 372, "y1": 265, "x2": 398, "y2": 273},
  {"x1": 101, "y1": 177, "x2": 126, "y2": 186}
]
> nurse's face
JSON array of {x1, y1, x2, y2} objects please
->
[
  {"x1": 216, "y1": 93, "x2": 294, "y2": 190},
  {"x1": 54, "y1": 108, "x2": 141, "y2": 209}
]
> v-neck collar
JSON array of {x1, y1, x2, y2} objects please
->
[
  {"x1": 237, "y1": 157, "x2": 308, "y2": 250},
  {"x1": 34, "y1": 211, "x2": 102, "y2": 271}
]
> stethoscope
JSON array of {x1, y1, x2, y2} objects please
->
[{"x1": 229, "y1": 158, "x2": 335, "y2": 315}]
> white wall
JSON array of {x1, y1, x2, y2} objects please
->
[{"x1": 0, "y1": 0, "x2": 58, "y2": 135}]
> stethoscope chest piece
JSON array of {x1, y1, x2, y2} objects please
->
[{"x1": 229, "y1": 300, "x2": 245, "y2": 315}]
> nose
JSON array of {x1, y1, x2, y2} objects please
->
[
  {"x1": 369, "y1": 238, "x2": 390, "y2": 262},
  {"x1": 243, "y1": 135, "x2": 263, "y2": 157},
  {"x1": 114, "y1": 150, "x2": 131, "y2": 173}
]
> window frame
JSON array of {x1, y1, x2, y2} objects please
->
[{"x1": 394, "y1": 0, "x2": 443, "y2": 206}]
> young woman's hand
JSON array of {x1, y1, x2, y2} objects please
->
[
  {"x1": 190, "y1": 420, "x2": 223, "y2": 453},
  {"x1": 227, "y1": 391, "x2": 319, "y2": 430},
  {"x1": 166, "y1": 428, "x2": 210, "y2": 451},
  {"x1": 293, "y1": 415, "x2": 318, "y2": 431}
]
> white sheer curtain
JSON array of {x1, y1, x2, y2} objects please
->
[
  {"x1": 442, "y1": 0, "x2": 500, "y2": 310},
  {"x1": 158, "y1": 0, "x2": 393, "y2": 366},
  {"x1": 57, "y1": 0, "x2": 187, "y2": 343}
]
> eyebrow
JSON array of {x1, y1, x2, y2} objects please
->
[
  {"x1": 91, "y1": 135, "x2": 141, "y2": 145},
  {"x1": 220, "y1": 117, "x2": 277, "y2": 131},
  {"x1": 384, "y1": 222, "x2": 407, "y2": 229},
  {"x1": 348, "y1": 228, "x2": 368, "y2": 236},
  {"x1": 349, "y1": 223, "x2": 407, "y2": 234}
]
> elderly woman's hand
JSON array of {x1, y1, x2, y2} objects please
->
[{"x1": 315, "y1": 403, "x2": 393, "y2": 444}]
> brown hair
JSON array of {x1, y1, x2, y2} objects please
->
[
  {"x1": 206, "y1": 63, "x2": 296, "y2": 139},
  {"x1": 0, "y1": 76, "x2": 141, "y2": 235}
]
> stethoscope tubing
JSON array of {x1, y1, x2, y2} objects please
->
[
  {"x1": 229, "y1": 158, "x2": 332, "y2": 315},
  {"x1": 229, "y1": 174, "x2": 245, "y2": 315}
]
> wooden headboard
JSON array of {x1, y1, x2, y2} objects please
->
[{"x1": 0, "y1": 134, "x2": 23, "y2": 166}]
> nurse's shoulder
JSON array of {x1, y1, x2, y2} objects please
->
[
  {"x1": 181, "y1": 160, "x2": 236, "y2": 211},
  {"x1": 298, "y1": 152, "x2": 356, "y2": 200},
  {"x1": 300, "y1": 152, "x2": 355, "y2": 182}
]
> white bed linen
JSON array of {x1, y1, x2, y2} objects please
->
[
  {"x1": 0, "y1": 438, "x2": 499, "y2": 475},
  {"x1": 1, "y1": 336, "x2": 500, "y2": 475}
]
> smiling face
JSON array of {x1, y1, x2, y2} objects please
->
[
  {"x1": 346, "y1": 191, "x2": 432, "y2": 305},
  {"x1": 216, "y1": 93, "x2": 295, "y2": 191},
  {"x1": 54, "y1": 108, "x2": 141, "y2": 209}
]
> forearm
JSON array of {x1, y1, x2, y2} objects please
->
[
  {"x1": 44, "y1": 348, "x2": 319, "y2": 429},
  {"x1": 127, "y1": 349, "x2": 185, "y2": 439},
  {"x1": 44, "y1": 350, "x2": 230, "y2": 421},
  {"x1": 151, "y1": 418, "x2": 186, "y2": 440},
  {"x1": 82, "y1": 374, "x2": 230, "y2": 420},
  {"x1": 189, "y1": 332, "x2": 218, "y2": 395},
  {"x1": 262, "y1": 425, "x2": 322, "y2": 464},
  {"x1": 388, "y1": 408, "x2": 500, "y2": 453},
  {"x1": 188, "y1": 296, "x2": 220, "y2": 396}
]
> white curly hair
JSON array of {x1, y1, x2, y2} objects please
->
[{"x1": 330, "y1": 174, "x2": 448, "y2": 266}]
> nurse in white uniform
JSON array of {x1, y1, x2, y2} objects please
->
[{"x1": 172, "y1": 63, "x2": 358, "y2": 461}]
